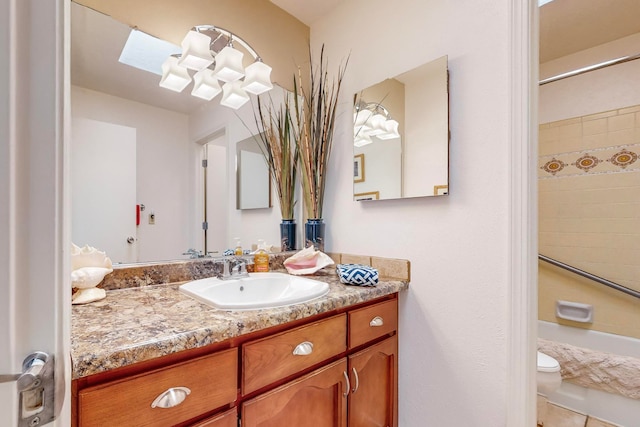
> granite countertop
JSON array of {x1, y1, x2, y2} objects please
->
[{"x1": 71, "y1": 269, "x2": 408, "y2": 380}]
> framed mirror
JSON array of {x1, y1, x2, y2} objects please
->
[
  {"x1": 236, "y1": 134, "x2": 272, "y2": 210},
  {"x1": 353, "y1": 55, "x2": 449, "y2": 201}
]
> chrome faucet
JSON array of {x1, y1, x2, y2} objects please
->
[{"x1": 220, "y1": 256, "x2": 251, "y2": 280}]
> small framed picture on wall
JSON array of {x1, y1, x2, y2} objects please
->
[{"x1": 354, "y1": 154, "x2": 365, "y2": 183}]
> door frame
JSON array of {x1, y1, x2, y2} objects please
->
[
  {"x1": 1, "y1": 0, "x2": 538, "y2": 426},
  {"x1": 1, "y1": 0, "x2": 70, "y2": 426}
]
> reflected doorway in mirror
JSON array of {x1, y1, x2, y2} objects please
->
[{"x1": 354, "y1": 154, "x2": 365, "y2": 183}]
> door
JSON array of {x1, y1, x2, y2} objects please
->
[
  {"x1": 71, "y1": 117, "x2": 137, "y2": 264},
  {"x1": 242, "y1": 359, "x2": 349, "y2": 427},
  {"x1": 1, "y1": 1, "x2": 69, "y2": 426},
  {"x1": 348, "y1": 336, "x2": 398, "y2": 427},
  {"x1": 202, "y1": 139, "x2": 227, "y2": 255}
]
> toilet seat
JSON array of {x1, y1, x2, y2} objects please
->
[{"x1": 537, "y1": 351, "x2": 560, "y2": 373}]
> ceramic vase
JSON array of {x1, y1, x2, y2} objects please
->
[{"x1": 280, "y1": 219, "x2": 297, "y2": 252}]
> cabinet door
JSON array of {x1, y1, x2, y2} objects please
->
[
  {"x1": 348, "y1": 336, "x2": 397, "y2": 427},
  {"x1": 190, "y1": 408, "x2": 237, "y2": 427},
  {"x1": 242, "y1": 359, "x2": 348, "y2": 427}
]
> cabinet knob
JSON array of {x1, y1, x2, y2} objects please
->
[
  {"x1": 369, "y1": 316, "x2": 384, "y2": 327},
  {"x1": 151, "y1": 386, "x2": 191, "y2": 409},
  {"x1": 292, "y1": 341, "x2": 314, "y2": 356}
]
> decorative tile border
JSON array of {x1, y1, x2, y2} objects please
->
[{"x1": 539, "y1": 144, "x2": 640, "y2": 179}]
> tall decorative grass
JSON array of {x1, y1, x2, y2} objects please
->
[
  {"x1": 253, "y1": 93, "x2": 299, "y2": 220},
  {"x1": 292, "y1": 45, "x2": 348, "y2": 220}
]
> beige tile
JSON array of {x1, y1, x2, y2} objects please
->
[
  {"x1": 540, "y1": 126, "x2": 560, "y2": 143},
  {"x1": 608, "y1": 113, "x2": 635, "y2": 132},
  {"x1": 327, "y1": 252, "x2": 341, "y2": 265},
  {"x1": 545, "y1": 403, "x2": 587, "y2": 427},
  {"x1": 371, "y1": 257, "x2": 410, "y2": 281},
  {"x1": 582, "y1": 118, "x2": 607, "y2": 136},
  {"x1": 582, "y1": 110, "x2": 617, "y2": 121},
  {"x1": 559, "y1": 123, "x2": 583, "y2": 140},
  {"x1": 618, "y1": 105, "x2": 640, "y2": 115},
  {"x1": 549, "y1": 117, "x2": 582, "y2": 128},
  {"x1": 340, "y1": 254, "x2": 371, "y2": 266},
  {"x1": 607, "y1": 128, "x2": 635, "y2": 146},
  {"x1": 586, "y1": 416, "x2": 623, "y2": 427},
  {"x1": 561, "y1": 136, "x2": 583, "y2": 153}
]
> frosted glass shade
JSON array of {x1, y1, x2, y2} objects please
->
[
  {"x1": 220, "y1": 81, "x2": 250, "y2": 109},
  {"x1": 178, "y1": 30, "x2": 214, "y2": 71},
  {"x1": 363, "y1": 113, "x2": 387, "y2": 136},
  {"x1": 213, "y1": 46, "x2": 245, "y2": 82},
  {"x1": 354, "y1": 110, "x2": 373, "y2": 136},
  {"x1": 354, "y1": 133, "x2": 373, "y2": 147},
  {"x1": 242, "y1": 61, "x2": 273, "y2": 95},
  {"x1": 191, "y1": 69, "x2": 222, "y2": 100},
  {"x1": 376, "y1": 119, "x2": 400, "y2": 140},
  {"x1": 159, "y1": 56, "x2": 191, "y2": 92}
]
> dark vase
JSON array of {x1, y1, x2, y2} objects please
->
[
  {"x1": 280, "y1": 219, "x2": 297, "y2": 252},
  {"x1": 305, "y1": 218, "x2": 325, "y2": 251}
]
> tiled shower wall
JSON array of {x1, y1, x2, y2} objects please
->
[{"x1": 538, "y1": 105, "x2": 640, "y2": 339}]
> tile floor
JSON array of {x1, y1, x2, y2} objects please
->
[{"x1": 537, "y1": 395, "x2": 622, "y2": 427}]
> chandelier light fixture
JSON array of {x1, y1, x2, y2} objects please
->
[
  {"x1": 159, "y1": 25, "x2": 273, "y2": 109},
  {"x1": 353, "y1": 100, "x2": 400, "y2": 146}
]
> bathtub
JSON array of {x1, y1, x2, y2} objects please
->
[{"x1": 539, "y1": 320, "x2": 640, "y2": 427}]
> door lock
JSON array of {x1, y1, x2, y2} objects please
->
[{"x1": 1, "y1": 352, "x2": 56, "y2": 426}]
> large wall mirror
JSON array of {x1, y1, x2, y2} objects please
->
[
  {"x1": 69, "y1": 1, "x2": 293, "y2": 264},
  {"x1": 353, "y1": 56, "x2": 449, "y2": 201}
]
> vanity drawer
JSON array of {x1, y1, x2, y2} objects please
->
[
  {"x1": 78, "y1": 348, "x2": 238, "y2": 427},
  {"x1": 242, "y1": 314, "x2": 347, "y2": 395},
  {"x1": 349, "y1": 298, "x2": 398, "y2": 349}
]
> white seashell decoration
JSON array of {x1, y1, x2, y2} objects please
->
[
  {"x1": 71, "y1": 243, "x2": 113, "y2": 304},
  {"x1": 283, "y1": 246, "x2": 334, "y2": 275}
]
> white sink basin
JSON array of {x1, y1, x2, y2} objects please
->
[{"x1": 179, "y1": 272, "x2": 329, "y2": 311}]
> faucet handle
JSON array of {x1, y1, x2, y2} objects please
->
[{"x1": 220, "y1": 258, "x2": 231, "y2": 278}]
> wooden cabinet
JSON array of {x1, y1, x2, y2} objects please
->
[
  {"x1": 348, "y1": 336, "x2": 398, "y2": 427},
  {"x1": 243, "y1": 297, "x2": 399, "y2": 427},
  {"x1": 73, "y1": 295, "x2": 399, "y2": 427},
  {"x1": 242, "y1": 359, "x2": 349, "y2": 427},
  {"x1": 77, "y1": 348, "x2": 237, "y2": 427}
]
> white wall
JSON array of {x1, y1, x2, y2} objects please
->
[
  {"x1": 312, "y1": 0, "x2": 517, "y2": 425},
  {"x1": 540, "y1": 32, "x2": 640, "y2": 123},
  {"x1": 71, "y1": 86, "x2": 191, "y2": 262}
]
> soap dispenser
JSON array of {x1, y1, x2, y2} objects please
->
[
  {"x1": 254, "y1": 240, "x2": 270, "y2": 272},
  {"x1": 234, "y1": 238, "x2": 243, "y2": 256}
]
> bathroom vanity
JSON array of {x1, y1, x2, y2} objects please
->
[{"x1": 71, "y1": 261, "x2": 407, "y2": 427}]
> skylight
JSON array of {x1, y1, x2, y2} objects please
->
[{"x1": 119, "y1": 29, "x2": 181, "y2": 76}]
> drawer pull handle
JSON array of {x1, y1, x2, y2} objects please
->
[
  {"x1": 293, "y1": 341, "x2": 314, "y2": 356},
  {"x1": 343, "y1": 371, "x2": 351, "y2": 397},
  {"x1": 151, "y1": 386, "x2": 191, "y2": 409},
  {"x1": 351, "y1": 367, "x2": 360, "y2": 393},
  {"x1": 370, "y1": 316, "x2": 384, "y2": 327}
]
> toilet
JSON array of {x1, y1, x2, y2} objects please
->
[{"x1": 537, "y1": 351, "x2": 562, "y2": 395}]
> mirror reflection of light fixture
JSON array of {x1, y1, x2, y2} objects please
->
[
  {"x1": 353, "y1": 100, "x2": 401, "y2": 144},
  {"x1": 159, "y1": 25, "x2": 273, "y2": 109}
]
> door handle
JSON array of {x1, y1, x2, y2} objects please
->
[{"x1": 126, "y1": 236, "x2": 135, "y2": 244}]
